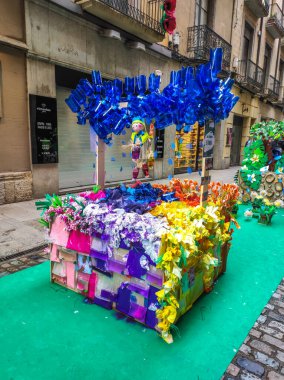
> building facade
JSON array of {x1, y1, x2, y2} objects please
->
[
  {"x1": 0, "y1": 0, "x2": 283, "y2": 203},
  {"x1": 0, "y1": 1, "x2": 32, "y2": 203}
]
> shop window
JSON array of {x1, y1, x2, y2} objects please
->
[{"x1": 174, "y1": 123, "x2": 205, "y2": 174}]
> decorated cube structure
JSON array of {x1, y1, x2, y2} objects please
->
[{"x1": 47, "y1": 193, "x2": 233, "y2": 344}]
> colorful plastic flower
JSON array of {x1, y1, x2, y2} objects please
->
[
  {"x1": 274, "y1": 199, "x2": 284, "y2": 208},
  {"x1": 163, "y1": 16, "x2": 176, "y2": 34},
  {"x1": 164, "y1": 0, "x2": 176, "y2": 16},
  {"x1": 251, "y1": 154, "x2": 259, "y2": 163},
  {"x1": 247, "y1": 173, "x2": 256, "y2": 183},
  {"x1": 244, "y1": 209, "x2": 253, "y2": 217}
]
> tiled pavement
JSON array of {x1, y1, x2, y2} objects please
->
[
  {"x1": 0, "y1": 250, "x2": 48, "y2": 278},
  {"x1": 1, "y1": 251, "x2": 284, "y2": 379},
  {"x1": 223, "y1": 280, "x2": 284, "y2": 380}
]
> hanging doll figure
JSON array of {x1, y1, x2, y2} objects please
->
[{"x1": 124, "y1": 117, "x2": 154, "y2": 181}]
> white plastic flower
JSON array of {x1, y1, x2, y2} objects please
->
[
  {"x1": 274, "y1": 199, "x2": 284, "y2": 208},
  {"x1": 248, "y1": 173, "x2": 256, "y2": 183},
  {"x1": 250, "y1": 191, "x2": 258, "y2": 201},
  {"x1": 251, "y1": 154, "x2": 259, "y2": 163},
  {"x1": 242, "y1": 165, "x2": 248, "y2": 170},
  {"x1": 244, "y1": 209, "x2": 253, "y2": 217}
]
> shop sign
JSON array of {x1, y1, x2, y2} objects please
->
[
  {"x1": 203, "y1": 120, "x2": 215, "y2": 158},
  {"x1": 155, "y1": 129, "x2": 165, "y2": 159},
  {"x1": 202, "y1": 120, "x2": 215, "y2": 170},
  {"x1": 30, "y1": 95, "x2": 58, "y2": 164}
]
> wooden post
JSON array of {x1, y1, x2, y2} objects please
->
[
  {"x1": 200, "y1": 157, "x2": 212, "y2": 206},
  {"x1": 96, "y1": 135, "x2": 105, "y2": 188},
  {"x1": 200, "y1": 120, "x2": 215, "y2": 206}
]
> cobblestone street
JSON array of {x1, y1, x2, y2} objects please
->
[
  {"x1": 0, "y1": 251, "x2": 48, "y2": 278},
  {"x1": 223, "y1": 281, "x2": 284, "y2": 380}
]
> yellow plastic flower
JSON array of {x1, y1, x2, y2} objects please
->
[
  {"x1": 151, "y1": 195, "x2": 236, "y2": 342},
  {"x1": 263, "y1": 198, "x2": 271, "y2": 206}
]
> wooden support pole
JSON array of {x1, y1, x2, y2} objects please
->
[
  {"x1": 96, "y1": 135, "x2": 105, "y2": 188},
  {"x1": 200, "y1": 158, "x2": 211, "y2": 206}
]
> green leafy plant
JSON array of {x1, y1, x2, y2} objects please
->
[
  {"x1": 240, "y1": 140, "x2": 268, "y2": 191},
  {"x1": 249, "y1": 120, "x2": 284, "y2": 141}
]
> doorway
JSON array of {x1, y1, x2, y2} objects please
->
[{"x1": 230, "y1": 115, "x2": 243, "y2": 166}]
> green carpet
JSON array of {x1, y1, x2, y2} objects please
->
[{"x1": 1, "y1": 205, "x2": 284, "y2": 380}]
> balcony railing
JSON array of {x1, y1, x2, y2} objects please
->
[
  {"x1": 266, "y1": 75, "x2": 280, "y2": 99},
  {"x1": 75, "y1": 0, "x2": 164, "y2": 43},
  {"x1": 187, "y1": 25, "x2": 232, "y2": 72},
  {"x1": 244, "y1": 0, "x2": 269, "y2": 18},
  {"x1": 236, "y1": 59, "x2": 264, "y2": 92},
  {"x1": 266, "y1": 3, "x2": 284, "y2": 38},
  {"x1": 99, "y1": 0, "x2": 163, "y2": 33}
]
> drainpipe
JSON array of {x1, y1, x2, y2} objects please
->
[
  {"x1": 229, "y1": 0, "x2": 236, "y2": 45},
  {"x1": 256, "y1": 18, "x2": 263, "y2": 68},
  {"x1": 274, "y1": 39, "x2": 280, "y2": 80},
  {"x1": 274, "y1": 0, "x2": 284, "y2": 89}
]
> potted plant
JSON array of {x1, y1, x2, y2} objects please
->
[{"x1": 258, "y1": 203, "x2": 277, "y2": 225}]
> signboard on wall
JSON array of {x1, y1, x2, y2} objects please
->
[
  {"x1": 203, "y1": 120, "x2": 215, "y2": 158},
  {"x1": 202, "y1": 120, "x2": 215, "y2": 170},
  {"x1": 155, "y1": 129, "x2": 165, "y2": 159},
  {"x1": 30, "y1": 95, "x2": 58, "y2": 164}
]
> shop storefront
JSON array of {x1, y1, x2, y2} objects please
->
[{"x1": 174, "y1": 122, "x2": 204, "y2": 174}]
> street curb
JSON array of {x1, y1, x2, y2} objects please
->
[{"x1": 0, "y1": 243, "x2": 48, "y2": 262}]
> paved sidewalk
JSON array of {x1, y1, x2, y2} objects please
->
[
  {"x1": 0, "y1": 167, "x2": 239, "y2": 259},
  {"x1": 223, "y1": 280, "x2": 284, "y2": 380},
  {"x1": 0, "y1": 249, "x2": 48, "y2": 278}
]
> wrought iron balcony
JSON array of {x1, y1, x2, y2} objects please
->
[
  {"x1": 266, "y1": 3, "x2": 284, "y2": 39},
  {"x1": 187, "y1": 25, "x2": 232, "y2": 72},
  {"x1": 236, "y1": 59, "x2": 264, "y2": 93},
  {"x1": 244, "y1": 0, "x2": 269, "y2": 18},
  {"x1": 265, "y1": 75, "x2": 280, "y2": 100},
  {"x1": 75, "y1": 0, "x2": 165, "y2": 43}
]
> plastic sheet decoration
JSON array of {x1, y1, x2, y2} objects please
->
[
  {"x1": 65, "y1": 48, "x2": 239, "y2": 144},
  {"x1": 37, "y1": 180, "x2": 239, "y2": 343}
]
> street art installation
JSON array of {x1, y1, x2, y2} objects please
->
[{"x1": 37, "y1": 48, "x2": 240, "y2": 343}]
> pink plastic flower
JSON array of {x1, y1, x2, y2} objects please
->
[
  {"x1": 164, "y1": 0, "x2": 176, "y2": 16},
  {"x1": 163, "y1": 16, "x2": 176, "y2": 34}
]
